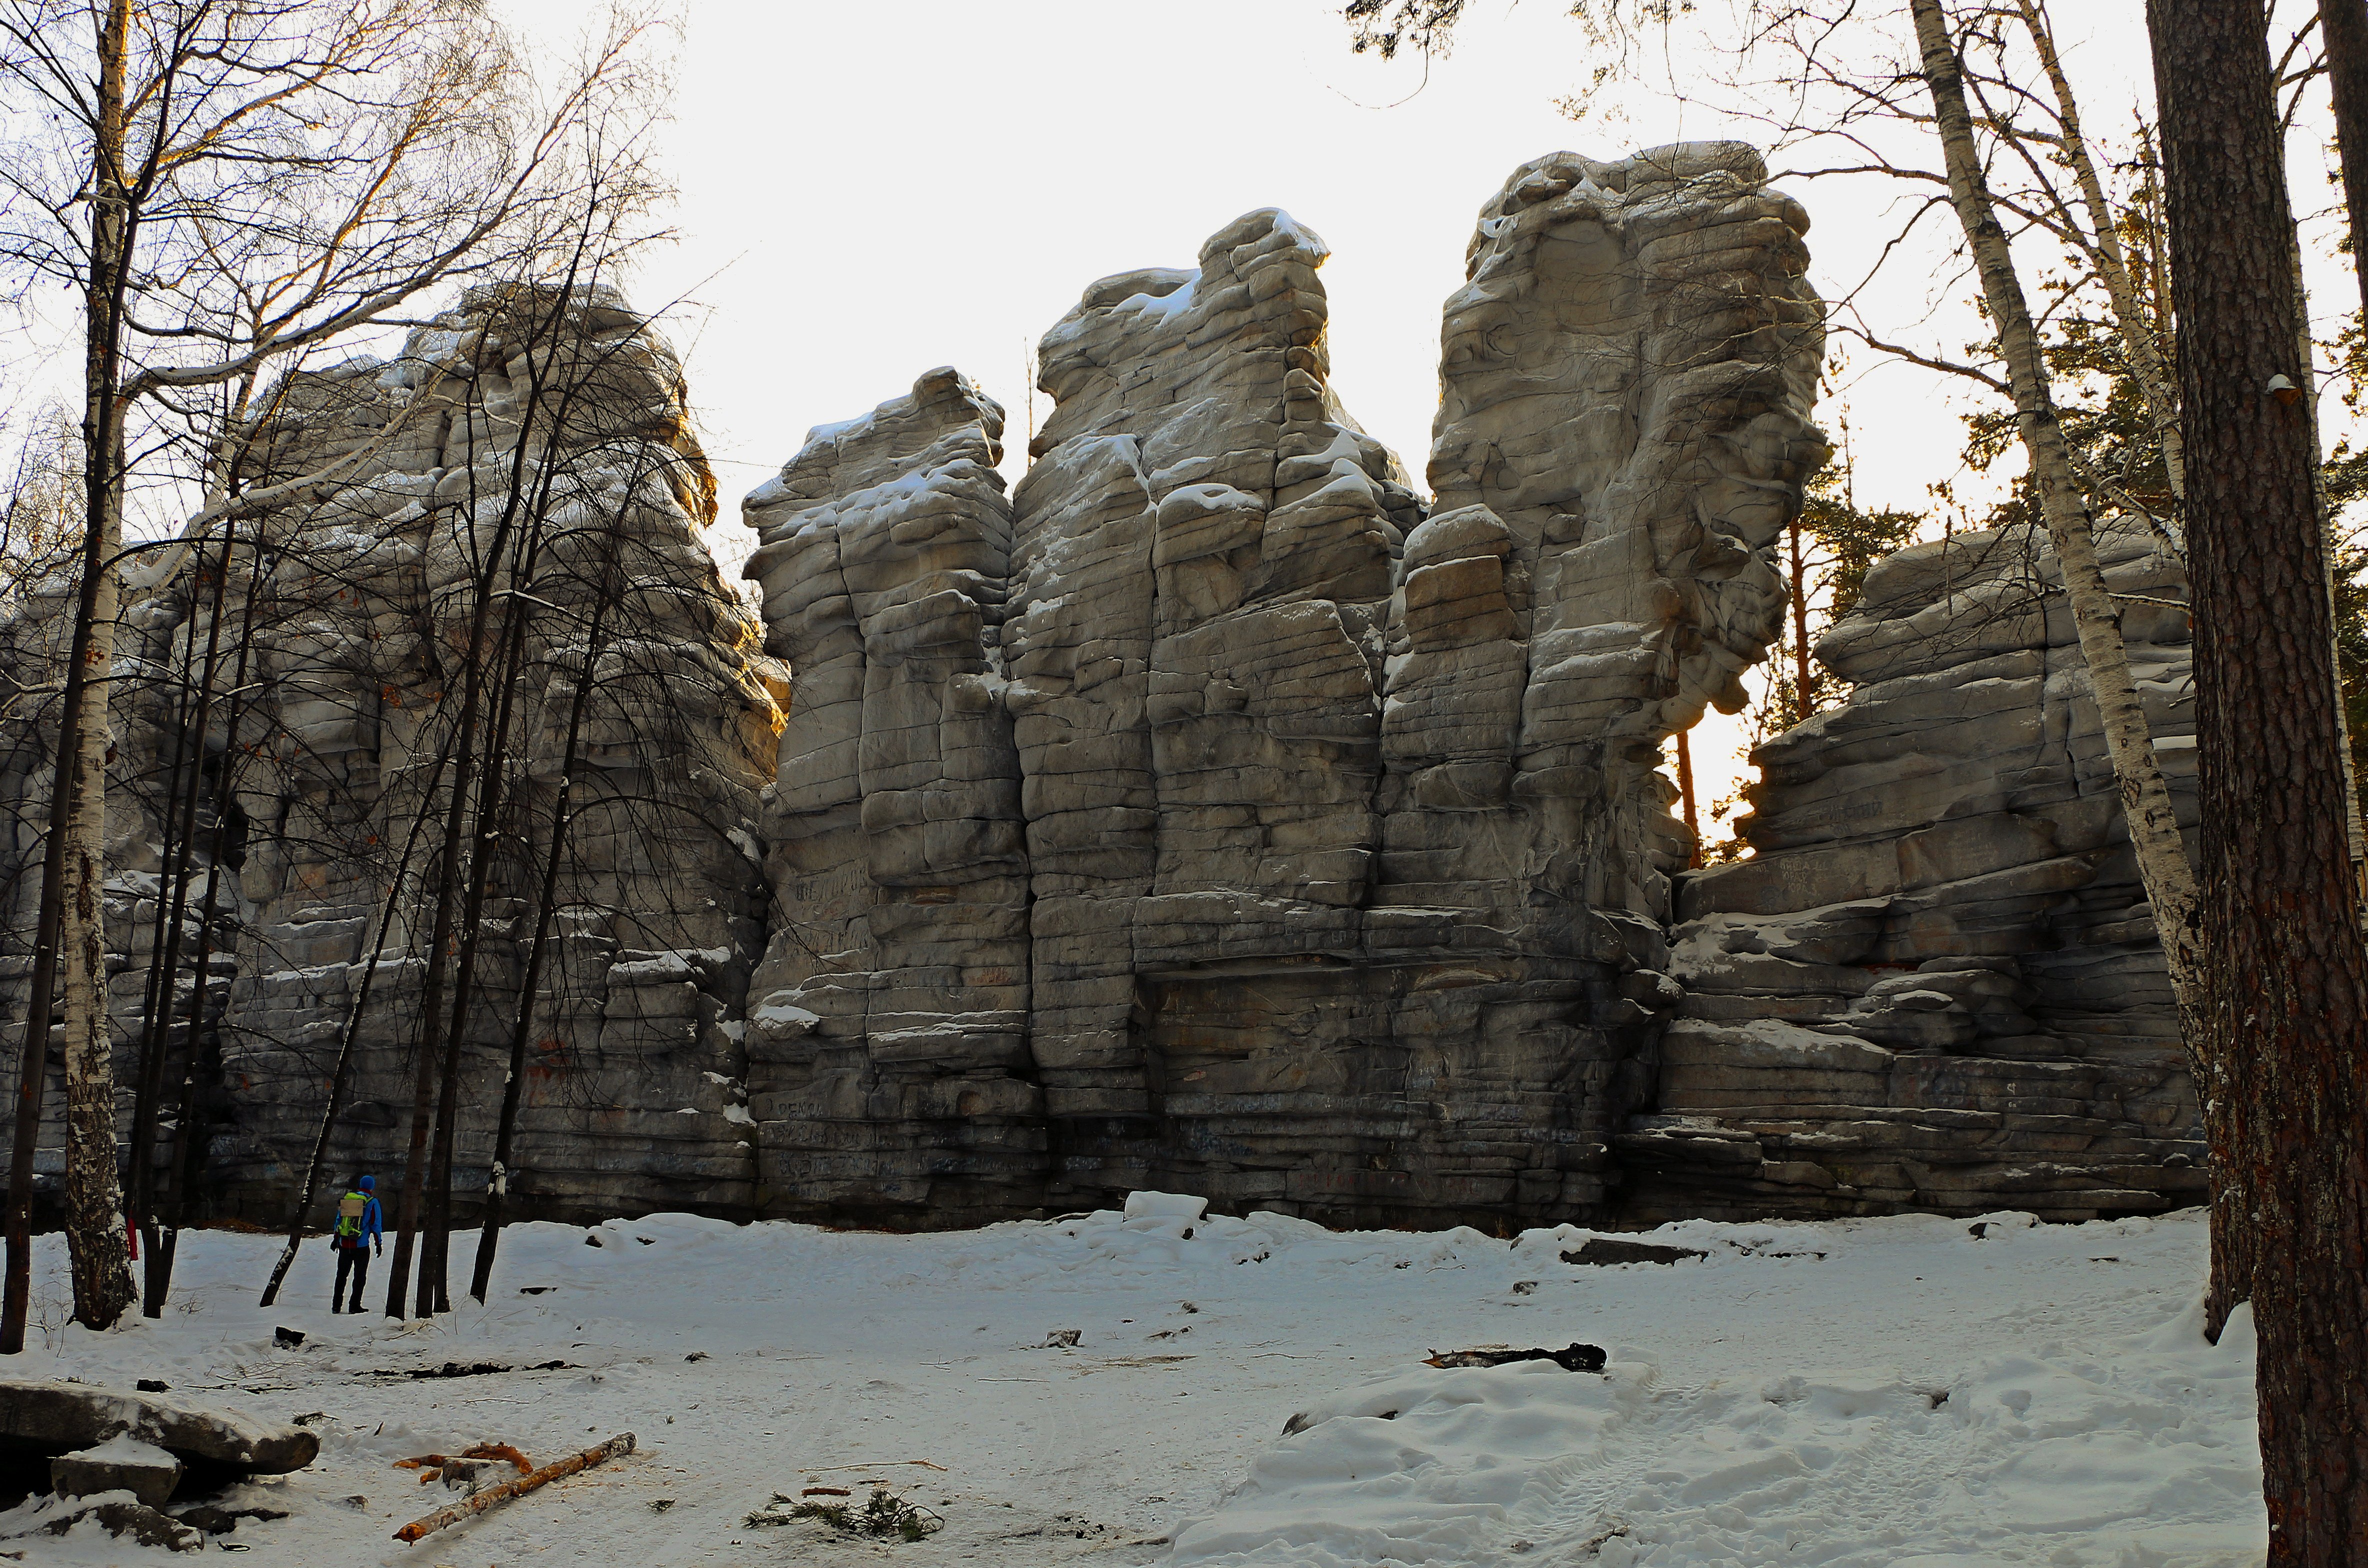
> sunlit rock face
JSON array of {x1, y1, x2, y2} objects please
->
[
  {"x1": 744, "y1": 145, "x2": 1833, "y2": 1229},
  {"x1": 214, "y1": 289, "x2": 779, "y2": 1226},
  {"x1": 1648, "y1": 516, "x2": 2206, "y2": 1222}
]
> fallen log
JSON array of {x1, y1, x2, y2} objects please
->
[{"x1": 392, "y1": 1433, "x2": 634, "y2": 1543}]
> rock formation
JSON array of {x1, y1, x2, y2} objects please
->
[
  {"x1": 1644, "y1": 516, "x2": 2203, "y2": 1220},
  {"x1": 2, "y1": 284, "x2": 781, "y2": 1230},
  {"x1": 2, "y1": 144, "x2": 2206, "y2": 1238},
  {"x1": 742, "y1": 146, "x2": 1830, "y2": 1227},
  {"x1": 740, "y1": 368, "x2": 1039, "y2": 1224}
]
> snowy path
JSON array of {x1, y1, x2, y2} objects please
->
[{"x1": 7, "y1": 1204, "x2": 2262, "y2": 1566}]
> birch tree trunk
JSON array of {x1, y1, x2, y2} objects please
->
[
  {"x1": 1904, "y1": 0, "x2": 2235, "y2": 1288},
  {"x1": 2023, "y1": 0, "x2": 2364, "y2": 888},
  {"x1": 55, "y1": 0, "x2": 136, "y2": 1332},
  {"x1": 1910, "y1": 0, "x2": 2209, "y2": 1140},
  {"x1": 2016, "y1": 0, "x2": 2188, "y2": 506},
  {"x1": 55, "y1": 458, "x2": 132, "y2": 1330}
]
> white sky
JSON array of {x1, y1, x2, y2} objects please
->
[{"x1": 62, "y1": 1, "x2": 2366, "y2": 843}]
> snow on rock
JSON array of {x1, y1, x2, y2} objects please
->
[{"x1": 0, "y1": 282, "x2": 781, "y2": 1234}]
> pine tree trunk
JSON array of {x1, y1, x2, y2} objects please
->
[
  {"x1": 2147, "y1": 0, "x2": 2368, "y2": 1556},
  {"x1": 1910, "y1": 0, "x2": 2206, "y2": 1037}
]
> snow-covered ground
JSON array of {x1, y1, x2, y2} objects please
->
[{"x1": 6, "y1": 1201, "x2": 2264, "y2": 1566}]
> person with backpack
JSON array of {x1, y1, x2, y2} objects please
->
[{"x1": 332, "y1": 1175, "x2": 382, "y2": 1313}]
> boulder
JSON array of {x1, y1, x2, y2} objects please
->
[
  {"x1": 38, "y1": 1498, "x2": 204, "y2": 1552},
  {"x1": 50, "y1": 1435, "x2": 182, "y2": 1508},
  {"x1": 0, "y1": 1378, "x2": 318, "y2": 1473}
]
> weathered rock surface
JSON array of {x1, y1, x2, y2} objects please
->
[
  {"x1": 2, "y1": 145, "x2": 2208, "y2": 1237},
  {"x1": 0, "y1": 1377, "x2": 317, "y2": 1472},
  {"x1": 34, "y1": 1497, "x2": 206, "y2": 1551},
  {"x1": 742, "y1": 368, "x2": 1040, "y2": 1223},
  {"x1": 0, "y1": 285, "x2": 781, "y2": 1230},
  {"x1": 1644, "y1": 517, "x2": 2204, "y2": 1220},
  {"x1": 742, "y1": 147, "x2": 1829, "y2": 1227}
]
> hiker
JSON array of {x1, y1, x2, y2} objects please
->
[{"x1": 333, "y1": 1175, "x2": 382, "y2": 1313}]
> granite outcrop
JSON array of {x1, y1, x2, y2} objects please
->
[
  {"x1": 1, "y1": 284, "x2": 781, "y2": 1231},
  {"x1": 1642, "y1": 516, "x2": 2203, "y2": 1221},
  {"x1": 2, "y1": 143, "x2": 2204, "y2": 1237},
  {"x1": 739, "y1": 146, "x2": 1836, "y2": 1227}
]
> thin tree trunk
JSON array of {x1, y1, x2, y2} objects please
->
[
  {"x1": 416, "y1": 265, "x2": 606, "y2": 1311},
  {"x1": 142, "y1": 517, "x2": 268, "y2": 1312},
  {"x1": 2029, "y1": 0, "x2": 2366, "y2": 891},
  {"x1": 2278, "y1": 228, "x2": 2368, "y2": 890},
  {"x1": 133, "y1": 519, "x2": 234, "y2": 1314},
  {"x1": 1910, "y1": 0, "x2": 2205, "y2": 1037},
  {"x1": 420, "y1": 587, "x2": 532, "y2": 1314},
  {"x1": 2016, "y1": 0, "x2": 2189, "y2": 505},
  {"x1": 470, "y1": 525, "x2": 624, "y2": 1302},
  {"x1": 382, "y1": 632, "x2": 490, "y2": 1319},
  {"x1": 2326, "y1": 0, "x2": 2368, "y2": 334},
  {"x1": 1786, "y1": 514, "x2": 1814, "y2": 716},
  {"x1": 2148, "y1": 1, "x2": 2368, "y2": 1557},
  {"x1": 2313, "y1": 0, "x2": 2368, "y2": 899},
  {"x1": 54, "y1": 0, "x2": 138, "y2": 1331},
  {"x1": 130, "y1": 545, "x2": 208, "y2": 1264},
  {"x1": 1673, "y1": 727, "x2": 1700, "y2": 868},
  {"x1": 2, "y1": 568, "x2": 90, "y2": 1351},
  {"x1": 383, "y1": 308, "x2": 555, "y2": 1317}
]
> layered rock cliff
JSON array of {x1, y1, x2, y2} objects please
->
[
  {"x1": 740, "y1": 146, "x2": 1830, "y2": 1228},
  {"x1": 4, "y1": 144, "x2": 2205, "y2": 1237},
  {"x1": 1644, "y1": 517, "x2": 2203, "y2": 1220},
  {"x1": 740, "y1": 368, "x2": 1038, "y2": 1224},
  {"x1": 2, "y1": 284, "x2": 781, "y2": 1228}
]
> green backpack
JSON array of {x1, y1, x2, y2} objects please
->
[{"x1": 335, "y1": 1191, "x2": 368, "y2": 1245}]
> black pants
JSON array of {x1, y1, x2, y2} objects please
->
[{"x1": 334, "y1": 1243, "x2": 370, "y2": 1312}]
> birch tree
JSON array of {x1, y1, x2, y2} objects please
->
[
  {"x1": 0, "y1": 0, "x2": 668, "y2": 1348},
  {"x1": 1902, "y1": 0, "x2": 2204, "y2": 1043}
]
